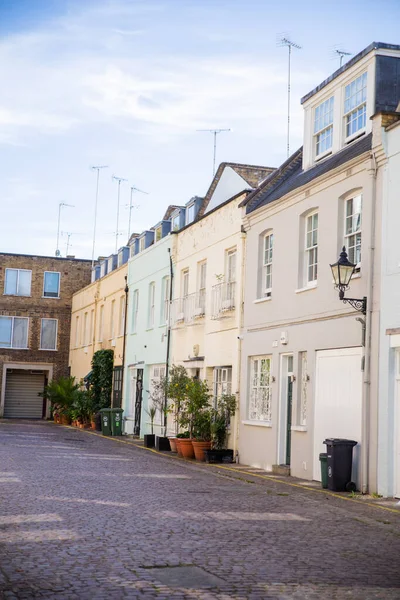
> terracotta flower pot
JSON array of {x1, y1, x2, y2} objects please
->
[
  {"x1": 91, "y1": 421, "x2": 96, "y2": 430},
  {"x1": 60, "y1": 415, "x2": 71, "y2": 425},
  {"x1": 175, "y1": 438, "x2": 183, "y2": 457},
  {"x1": 192, "y1": 440, "x2": 212, "y2": 462},
  {"x1": 179, "y1": 439, "x2": 195, "y2": 459},
  {"x1": 168, "y1": 438, "x2": 177, "y2": 453}
]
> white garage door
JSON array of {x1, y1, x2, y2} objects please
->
[
  {"x1": 313, "y1": 348, "x2": 362, "y2": 488},
  {"x1": 4, "y1": 371, "x2": 45, "y2": 419}
]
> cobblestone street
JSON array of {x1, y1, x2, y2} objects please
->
[{"x1": 0, "y1": 421, "x2": 399, "y2": 599}]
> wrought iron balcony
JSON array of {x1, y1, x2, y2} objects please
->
[
  {"x1": 171, "y1": 291, "x2": 206, "y2": 326},
  {"x1": 211, "y1": 281, "x2": 236, "y2": 319}
]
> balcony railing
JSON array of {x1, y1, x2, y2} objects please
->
[
  {"x1": 211, "y1": 281, "x2": 236, "y2": 319},
  {"x1": 171, "y1": 291, "x2": 206, "y2": 326}
]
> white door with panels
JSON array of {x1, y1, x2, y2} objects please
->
[{"x1": 313, "y1": 348, "x2": 362, "y2": 488}]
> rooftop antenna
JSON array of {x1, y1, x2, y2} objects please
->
[
  {"x1": 90, "y1": 165, "x2": 108, "y2": 267},
  {"x1": 127, "y1": 186, "x2": 148, "y2": 239},
  {"x1": 197, "y1": 128, "x2": 231, "y2": 176},
  {"x1": 278, "y1": 35, "x2": 302, "y2": 158},
  {"x1": 61, "y1": 231, "x2": 82, "y2": 256},
  {"x1": 56, "y1": 202, "x2": 74, "y2": 257},
  {"x1": 112, "y1": 175, "x2": 127, "y2": 253},
  {"x1": 333, "y1": 48, "x2": 352, "y2": 67}
]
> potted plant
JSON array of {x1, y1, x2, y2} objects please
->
[
  {"x1": 178, "y1": 377, "x2": 211, "y2": 460},
  {"x1": 192, "y1": 408, "x2": 212, "y2": 461},
  {"x1": 40, "y1": 376, "x2": 80, "y2": 425},
  {"x1": 205, "y1": 393, "x2": 237, "y2": 464},
  {"x1": 165, "y1": 365, "x2": 190, "y2": 448},
  {"x1": 175, "y1": 431, "x2": 190, "y2": 457},
  {"x1": 148, "y1": 374, "x2": 171, "y2": 452},
  {"x1": 144, "y1": 406, "x2": 156, "y2": 448}
]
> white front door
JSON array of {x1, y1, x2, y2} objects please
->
[{"x1": 313, "y1": 348, "x2": 363, "y2": 488}]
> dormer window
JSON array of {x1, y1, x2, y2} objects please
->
[
  {"x1": 155, "y1": 226, "x2": 162, "y2": 242},
  {"x1": 314, "y1": 96, "x2": 334, "y2": 158},
  {"x1": 344, "y1": 72, "x2": 367, "y2": 139},
  {"x1": 172, "y1": 213, "x2": 180, "y2": 231},
  {"x1": 185, "y1": 203, "x2": 195, "y2": 225},
  {"x1": 139, "y1": 237, "x2": 145, "y2": 252}
]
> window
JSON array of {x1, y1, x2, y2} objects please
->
[
  {"x1": 100, "y1": 262, "x2": 107, "y2": 277},
  {"x1": 305, "y1": 213, "x2": 318, "y2": 284},
  {"x1": 110, "y1": 300, "x2": 115, "y2": 339},
  {"x1": 4, "y1": 269, "x2": 31, "y2": 296},
  {"x1": 263, "y1": 233, "x2": 273, "y2": 297},
  {"x1": 89, "y1": 309, "x2": 94, "y2": 344},
  {"x1": 182, "y1": 270, "x2": 189, "y2": 298},
  {"x1": 186, "y1": 203, "x2": 195, "y2": 225},
  {"x1": 139, "y1": 237, "x2": 146, "y2": 252},
  {"x1": 43, "y1": 272, "x2": 60, "y2": 298},
  {"x1": 344, "y1": 194, "x2": 362, "y2": 267},
  {"x1": 197, "y1": 261, "x2": 207, "y2": 313},
  {"x1": 132, "y1": 290, "x2": 139, "y2": 333},
  {"x1": 0, "y1": 316, "x2": 28, "y2": 349},
  {"x1": 83, "y1": 312, "x2": 88, "y2": 346},
  {"x1": 161, "y1": 276, "x2": 170, "y2": 324},
  {"x1": 148, "y1": 282, "x2": 155, "y2": 328},
  {"x1": 213, "y1": 367, "x2": 232, "y2": 407},
  {"x1": 75, "y1": 315, "x2": 80, "y2": 347},
  {"x1": 226, "y1": 249, "x2": 237, "y2": 283},
  {"x1": 98, "y1": 305, "x2": 104, "y2": 341},
  {"x1": 296, "y1": 351, "x2": 308, "y2": 426},
  {"x1": 172, "y1": 213, "x2": 180, "y2": 231},
  {"x1": 344, "y1": 72, "x2": 367, "y2": 139},
  {"x1": 155, "y1": 226, "x2": 162, "y2": 242},
  {"x1": 119, "y1": 296, "x2": 125, "y2": 336},
  {"x1": 40, "y1": 319, "x2": 57, "y2": 350},
  {"x1": 314, "y1": 96, "x2": 334, "y2": 157},
  {"x1": 249, "y1": 356, "x2": 272, "y2": 422}
]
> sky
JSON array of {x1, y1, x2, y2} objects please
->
[{"x1": 1, "y1": 0, "x2": 399, "y2": 260}]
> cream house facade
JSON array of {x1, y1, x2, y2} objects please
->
[
  {"x1": 238, "y1": 42, "x2": 400, "y2": 493},
  {"x1": 69, "y1": 247, "x2": 130, "y2": 406}
]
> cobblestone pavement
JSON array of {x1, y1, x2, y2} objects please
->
[{"x1": 1, "y1": 421, "x2": 400, "y2": 599}]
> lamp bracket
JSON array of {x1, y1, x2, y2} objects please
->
[{"x1": 342, "y1": 295, "x2": 367, "y2": 315}]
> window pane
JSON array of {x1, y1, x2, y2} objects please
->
[
  {"x1": 41, "y1": 319, "x2": 57, "y2": 350},
  {"x1": 13, "y1": 318, "x2": 28, "y2": 348},
  {"x1": 18, "y1": 271, "x2": 31, "y2": 296},
  {"x1": 44, "y1": 272, "x2": 60, "y2": 297},
  {"x1": 0, "y1": 317, "x2": 12, "y2": 347},
  {"x1": 5, "y1": 270, "x2": 17, "y2": 295}
]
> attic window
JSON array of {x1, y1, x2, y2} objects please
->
[
  {"x1": 314, "y1": 96, "x2": 334, "y2": 157},
  {"x1": 172, "y1": 213, "x2": 180, "y2": 231},
  {"x1": 185, "y1": 204, "x2": 195, "y2": 225},
  {"x1": 155, "y1": 226, "x2": 162, "y2": 242},
  {"x1": 139, "y1": 237, "x2": 145, "y2": 252},
  {"x1": 344, "y1": 72, "x2": 367, "y2": 139}
]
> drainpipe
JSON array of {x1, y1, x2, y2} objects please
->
[
  {"x1": 361, "y1": 150, "x2": 378, "y2": 494},
  {"x1": 234, "y1": 227, "x2": 247, "y2": 457},
  {"x1": 163, "y1": 247, "x2": 174, "y2": 437},
  {"x1": 120, "y1": 275, "x2": 129, "y2": 411}
]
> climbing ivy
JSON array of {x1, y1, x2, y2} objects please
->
[{"x1": 90, "y1": 349, "x2": 114, "y2": 411}]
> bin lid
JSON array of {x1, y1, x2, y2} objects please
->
[
  {"x1": 319, "y1": 453, "x2": 327, "y2": 459},
  {"x1": 99, "y1": 408, "x2": 112, "y2": 413},
  {"x1": 110, "y1": 408, "x2": 124, "y2": 413},
  {"x1": 323, "y1": 438, "x2": 357, "y2": 446}
]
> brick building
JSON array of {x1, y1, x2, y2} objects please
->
[{"x1": 0, "y1": 253, "x2": 92, "y2": 418}]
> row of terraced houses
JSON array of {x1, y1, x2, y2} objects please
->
[{"x1": 2, "y1": 42, "x2": 400, "y2": 498}]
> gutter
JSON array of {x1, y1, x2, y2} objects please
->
[{"x1": 163, "y1": 247, "x2": 174, "y2": 436}]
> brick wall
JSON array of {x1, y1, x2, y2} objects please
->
[{"x1": 0, "y1": 253, "x2": 92, "y2": 398}]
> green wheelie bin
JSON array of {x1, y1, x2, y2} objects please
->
[
  {"x1": 110, "y1": 408, "x2": 124, "y2": 436},
  {"x1": 100, "y1": 408, "x2": 112, "y2": 436}
]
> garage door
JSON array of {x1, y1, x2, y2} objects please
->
[
  {"x1": 313, "y1": 348, "x2": 362, "y2": 488},
  {"x1": 4, "y1": 371, "x2": 45, "y2": 419}
]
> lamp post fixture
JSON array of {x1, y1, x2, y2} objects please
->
[{"x1": 330, "y1": 246, "x2": 367, "y2": 315}]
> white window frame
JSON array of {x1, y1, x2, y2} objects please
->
[
  {"x1": 110, "y1": 299, "x2": 116, "y2": 339},
  {"x1": 75, "y1": 315, "x2": 80, "y2": 348},
  {"x1": 132, "y1": 290, "x2": 139, "y2": 333},
  {"x1": 89, "y1": 309, "x2": 94, "y2": 345},
  {"x1": 263, "y1": 233, "x2": 273, "y2": 297},
  {"x1": 0, "y1": 316, "x2": 29, "y2": 349},
  {"x1": 344, "y1": 72, "x2": 367, "y2": 141},
  {"x1": 119, "y1": 295, "x2": 125, "y2": 336},
  {"x1": 43, "y1": 271, "x2": 61, "y2": 298},
  {"x1": 139, "y1": 237, "x2": 146, "y2": 252},
  {"x1": 162, "y1": 276, "x2": 170, "y2": 325},
  {"x1": 100, "y1": 262, "x2": 107, "y2": 277},
  {"x1": 40, "y1": 318, "x2": 58, "y2": 351},
  {"x1": 305, "y1": 212, "x2": 318, "y2": 285},
  {"x1": 4, "y1": 268, "x2": 32, "y2": 297},
  {"x1": 185, "y1": 203, "x2": 195, "y2": 225},
  {"x1": 148, "y1": 282, "x2": 155, "y2": 328},
  {"x1": 98, "y1": 305, "x2": 104, "y2": 342},
  {"x1": 248, "y1": 355, "x2": 272, "y2": 422},
  {"x1": 344, "y1": 194, "x2": 362, "y2": 269},
  {"x1": 213, "y1": 367, "x2": 232, "y2": 408},
  {"x1": 314, "y1": 96, "x2": 334, "y2": 158},
  {"x1": 155, "y1": 226, "x2": 162, "y2": 242},
  {"x1": 83, "y1": 312, "x2": 88, "y2": 346},
  {"x1": 182, "y1": 269, "x2": 189, "y2": 298},
  {"x1": 226, "y1": 249, "x2": 237, "y2": 283},
  {"x1": 172, "y1": 213, "x2": 180, "y2": 231}
]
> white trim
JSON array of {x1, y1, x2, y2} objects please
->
[
  {"x1": 0, "y1": 362, "x2": 54, "y2": 418},
  {"x1": 43, "y1": 271, "x2": 61, "y2": 298},
  {"x1": 242, "y1": 420, "x2": 272, "y2": 428},
  {"x1": 0, "y1": 315, "x2": 29, "y2": 349},
  {"x1": 253, "y1": 297, "x2": 272, "y2": 304},
  {"x1": 295, "y1": 283, "x2": 317, "y2": 294},
  {"x1": 291, "y1": 425, "x2": 307, "y2": 432},
  {"x1": 4, "y1": 268, "x2": 32, "y2": 297},
  {"x1": 39, "y1": 318, "x2": 58, "y2": 351}
]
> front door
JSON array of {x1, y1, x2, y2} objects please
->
[
  {"x1": 396, "y1": 352, "x2": 400, "y2": 498},
  {"x1": 134, "y1": 369, "x2": 143, "y2": 436},
  {"x1": 112, "y1": 366, "x2": 123, "y2": 409},
  {"x1": 286, "y1": 376, "x2": 293, "y2": 466}
]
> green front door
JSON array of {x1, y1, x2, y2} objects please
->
[{"x1": 286, "y1": 377, "x2": 293, "y2": 466}]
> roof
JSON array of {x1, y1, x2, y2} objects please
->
[
  {"x1": 162, "y1": 205, "x2": 182, "y2": 221},
  {"x1": 0, "y1": 252, "x2": 92, "y2": 262},
  {"x1": 197, "y1": 162, "x2": 275, "y2": 218},
  {"x1": 301, "y1": 42, "x2": 400, "y2": 105},
  {"x1": 245, "y1": 133, "x2": 372, "y2": 215}
]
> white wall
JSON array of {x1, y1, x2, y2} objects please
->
[{"x1": 205, "y1": 167, "x2": 249, "y2": 213}]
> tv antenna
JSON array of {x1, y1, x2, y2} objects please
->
[
  {"x1": 55, "y1": 202, "x2": 74, "y2": 257},
  {"x1": 197, "y1": 128, "x2": 231, "y2": 176},
  {"x1": 90, "y1": 165, "x2": 108, "y2": 267},
  {"x1": 278, "y1": 35, "x2": 302, "y2": 158},
  {"x1": 127, "y1": 186, "x2": 148, "y2": 239},
  {"x1": 333, "y1": 48, "x2": 352, "y2": 67},
  {"x1": 61, "y1": 231, "x2": 81, "y2": 255},
  {"x1": 112, "y1": 175, "x2": 127, "y2": 253}
]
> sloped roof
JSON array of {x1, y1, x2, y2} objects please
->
[
  {"x1": 162, "y1": 205, "x2": 183, "y2": 220},
  {"x1": 244, "y1": 133, "x2": 372, "y2": 215}
]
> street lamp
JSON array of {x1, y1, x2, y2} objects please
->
[{"x1": 330, "y1": 246, "x2": 367, "y2": 315}]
